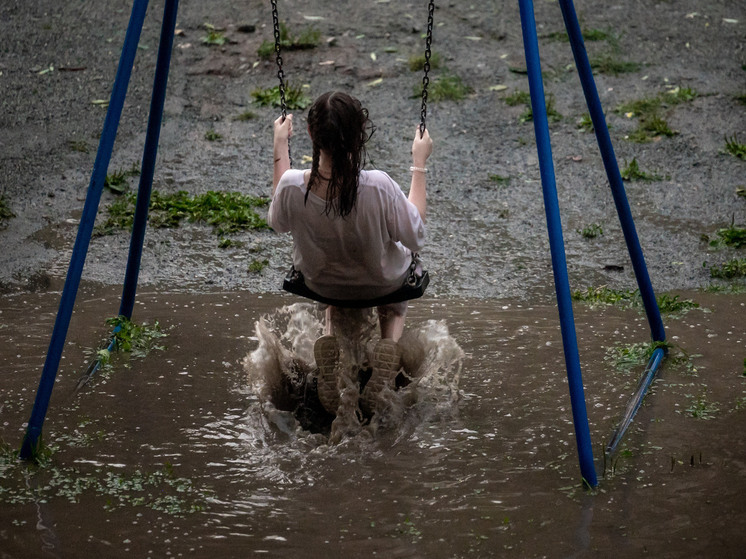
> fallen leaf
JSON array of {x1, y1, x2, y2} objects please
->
[
  {"x1": 303, "y1": 15, "x2": 325, "y2": 20},
  {"x1": 625, "y1": 112, "x2": 634, "y2": 118},
  {"x1": 489, "y1": 85, "x2": 508, "y2": 92},
  {"x1": 318, "y1": 60, "x2": 335, "y2": 66},
  {"x1": 464, "y1": 36, "x2": 482, "y2": 41},
  {"x1": 370, "y1": 52, "x2": 377, "y2": 61},
  {"x1": 301, "y1": 155, "x2": 313, "y2": 164},
  {"x1": 723, "y1": 18, "x2": 738, "y2": 24},
  {"x1": 685, "y1": 12, "x2": 699, "y2": 19},
  {"x1": 367, "y1": 77, "x2": 383, "y2": 87}
]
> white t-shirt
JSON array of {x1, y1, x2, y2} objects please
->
[{"x1": 268, "y1": 169, "x2": 426, "y2": 300}]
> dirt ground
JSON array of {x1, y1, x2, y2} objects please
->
[{"x1": 1, "y1": 0, "x2": 744, "y2": 300}]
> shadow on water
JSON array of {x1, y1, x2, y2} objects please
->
[{"x1": 1, "y1": 286, "x2": 745, "y2": 557}]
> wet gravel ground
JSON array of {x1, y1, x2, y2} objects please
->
[{"x1": 1, "y1": 0, "x2": 745, "y2": 302}]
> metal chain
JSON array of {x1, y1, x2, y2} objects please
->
[
  {"x1": 271, "y1": 0, "x2": 291, "y2": 165},
  {"x1": 419, "y1": 0, "x2": 436, "y2": 136}
]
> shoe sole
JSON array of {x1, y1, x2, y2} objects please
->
[
  {"x1": 360, "y1": 339, "x2": 402, "y2": 416},
  {"x1": 314, "y1": 335, "x2": 340, "y2": 415}
]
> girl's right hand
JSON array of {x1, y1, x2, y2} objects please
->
[
  {"x1": 274, "y1": 114, "x2": 293, "y2": 144},
  {"x1": 412, "y1": 126, "x2": 433, "y2": 166}
]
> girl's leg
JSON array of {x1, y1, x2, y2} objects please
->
[{"x1": 377, "y1": 301, "x2": 408, "y2": 341}]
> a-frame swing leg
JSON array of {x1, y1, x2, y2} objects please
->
[
  {"x1": 556, "y1": 0, "x2": 666, "y2": 462},
  {"x1": 517, "y1": 0, "x2": 598, "y2": 488},
  {"x1": 20, "y1": 0, "x2": 180, "y2": 459},
  {"x1": 20, "y1": 0, "x2": 151, "y2": 460}
]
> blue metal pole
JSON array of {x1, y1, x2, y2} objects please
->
[
  {"x1": 20, "y1": 0, "x2": 151, "y2": 460},
  {"x1": 518, "y1": 0, "x2": 598, "y2": 487},
  {"x1": 557, "y1": 0, "x2": 665, "y2": 344},
  {"x1": 119, "y1": 0, "x2": 180, "y2": 320},
  {"x1": 605, "y1": 347, "x2": 665, "y2": 459}
]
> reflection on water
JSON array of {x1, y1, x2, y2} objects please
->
[{"x1": 1, "y1": 288, "x2": 745, "y2": 557}]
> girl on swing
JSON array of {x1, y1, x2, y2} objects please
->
[{"x1": 268, "y1": 91, "x2": 433, "y2": 416}]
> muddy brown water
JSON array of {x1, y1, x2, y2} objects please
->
[{"x1": 1, "y1": 285, "x2": 744, "y2": 558}]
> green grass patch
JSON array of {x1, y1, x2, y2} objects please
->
[
  {"x1": 736, "y1": 93, "x2": 746, "y2": 106},
  {"x1": 724, "y1": 134, "x2": 746, "y2": 160},
  {"x1": 605, "y1": 341, "x2": 659, "y2": 373},
  {"x1": 617, "y1": 88, "x2": 697, "y2": 143},
  {"x1": 577, "y1": 223, "x2": 603, "y2": 239},
  {"x1": 106, "y1": 315, "x2": 167, "y2": 357},
  {"x1": 621, "y1": 158, "x2": 663, "y2": 181},
  {"x1": 519, "y1": 95, "x2": 562, "y2": 123},
  {"x1": 573, "y1": 286, "x2": 699, "y2": 315},
  {"x1": 423, "y1": 74, "x2": 472, "y2": 102},
  {"x1": 505, "y1": 90, "x2": 561, "y2": 123},
  {"x1": 0, "y1": 194, "x2": 15, "y2": 227},
  {"x1": 709, "y1": 258, "x2": 746, "y2": 279},
  {"x1": 590, "y1": 54, "x2": 640, "y2": 75},
  {"x1": 606, "y1": 340, "x2": 697, "y2": 375},
  {"x1": 234, "y1": 110, "x2": 257, "y2": 121},
  {"x1": 258, "y1": 22, "x2": 321, "y2": 58},
  {"x1": 248, "y1": 258, "x2": 269, "y2": 273},
  {"x1": 97, "y1": 190, "x2": 269, "y2": 239},
  {"x1": 504, "y1": 90, "x2": 530, "y2": 107},
  {"x1": 577, "y1": 113, "x2": 594, "y2": 132},
  {"x1": 105, "y1": 163, "x2": 140, "y2": 194},
  {"x1": 572, "y1": 286, "x2": 636, "y2": 307},
  {"x1": 201, "y1": 23, "x2": 226, "y2": 46},
  {"x1": 705, "y1": 222, "x2": 746, "y2": 249},
  {"x1": 488, "y1": 174, "x2": 510, "y2": 185},
  {"x1": 655, "y1": 294, "x2": 699, "y2": 314},
  {"x1": 252, "y1": 83, "x2": 312, "y2": 110},
  {"x1": 683, "y1": 393, "x2": 719, "y2": 420},
  {"x1": 408, "y1": 51, "x2": 443, "y2": 72},
  {"x1": 204, "y1": 129, "x2": 223, "y2": 142},
  {"x1": 627, "y1": 113, "x2": 676, "y2": 142},
  {"x1": 1, "y1": 438, "x2": 210, "y2": 513}
]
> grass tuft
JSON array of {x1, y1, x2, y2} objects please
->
[
  {"x1": 724, "y1": 134, "x2": 746, "y2": 160},
  {"x1": 252, "y1": 83, "x2": 311, "y2": 110},
  {"x1": 621, "y1": 158, "x2": 663, "y2": 181},
  {"x1": 422, "y1": 74, "x2": 472, "y2": 102},
  {"x1": 97, "y1": 190, "x2": 269, "y2": 240},
  {"x1": 590, "y1": 54, "x2": 640, "y2": 75},
  {"x1": 408, "y1": 51, "x2": 443, "y2": 72},
  {"x1": 709, "y1": 258, "x2": 746, "y2": 279},
  {"x1": 577, "y1": 223, "x2": 603, "y2": 239},
  {"x1": 257, "y1": 22, "x2": 321, "y2": 58}
]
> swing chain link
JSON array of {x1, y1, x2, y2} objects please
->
[
  {"x1": 419, "y1": 0, "x2": 436, "y2": 136},
  {"x1": 271, "y1": 0, "x2": 292, "y2": 165}
]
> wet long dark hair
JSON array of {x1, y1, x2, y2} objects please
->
[{"x1": 306, "y1": 91, "x2": 375, "y2": 217}]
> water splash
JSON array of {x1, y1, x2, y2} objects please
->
[{"x1": 243, "y1": 303, "x2": 464, "y2": 445}]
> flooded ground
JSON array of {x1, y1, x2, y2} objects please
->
[
  {"x1": 1, "y1": 285, "x2": 744, "y2": 557},
  {"x1": 1, "y1": 0, "x2": 745, "y2": 556}
]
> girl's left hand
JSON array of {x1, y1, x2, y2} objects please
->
[{"x1": 274, "y1": 114, "x2": 293, "y2": 144}]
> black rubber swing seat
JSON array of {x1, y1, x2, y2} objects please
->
[{"x1": 282, "y1": 266, "x2": 429, "y2": 309}]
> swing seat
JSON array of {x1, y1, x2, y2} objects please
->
[{"x1": 282, "y1": 266, "x2": 429, "y2": 309}]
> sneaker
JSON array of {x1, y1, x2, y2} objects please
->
[
  {"x1": 314, "y1": 335, "x2": 340, "y2": 415},
  {"x1": 360, "y1": 339, "x2": 402, "y2": 416}
]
